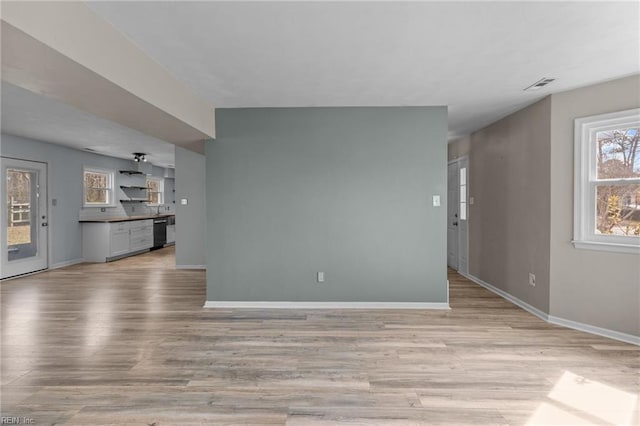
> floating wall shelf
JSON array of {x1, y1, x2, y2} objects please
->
[{"x1": 120, "y1": 185, "x2": 149, "y2": 190}]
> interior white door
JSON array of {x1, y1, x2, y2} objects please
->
[
  {"x1": 1, "y1": 157, "x2": 48, "y2": 279},
  {"x1": 447, "y1": 161, "x2": 459, "y2": 269},
  {"x1": 457, "y1": 157, "x2": 469, "y2": 274}
]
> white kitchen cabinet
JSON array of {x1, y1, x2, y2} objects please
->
[
  {"x1": 166, "y1": 224, "x2": 175, "y2": 244},
  {"x1": 129, "y1": 219, "x2": 153, "y2": 251},
  {"x1": 82, "y1": 219, "x2": 153, "y2": 262},
  {"x1": 109, "y1": 222, "x2": 131, "y2": 257}
]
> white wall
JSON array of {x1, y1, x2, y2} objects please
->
[
  {"x1": 549, "y1": 75, "x2": 640, "y2": 337},
  {"x1": 448, "y1": 135, "x2": 470, "y2": 161}
]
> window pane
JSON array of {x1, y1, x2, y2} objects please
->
[
  {"x1": 595, "y1": 184, "x2": 640, "y2": 236},
  {"x1": 7, "y1": 170, "x2": 33, "y2": 246},
  {"x1": 460, "y1": 202, "x2": 467, "y2": 220},
  {"x1": 85, "y1": 172, "x2": 108, "y2": 189},
  {"x1": 86, "y1": 189, "x2": 108, "y2": 204},
  {"x1": 596, "y1": 128, "x2": 640, "y2": 179},
  {"x1": 147, "y1": 179, "x2": 160, "y2": 203},
  {"x1": 460, "y1": 167, "x2": 467, "y2": 184}
]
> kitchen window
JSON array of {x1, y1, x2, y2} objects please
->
[
  {"x1": 83, "y1": 167, "x2": 115, "y2": 207},
  {"x1": 573, "y1": 108, "x2": 640, "y2": 254},
  {"x1": 146, "y1": 177, "x2": 164, "y2": 205}
]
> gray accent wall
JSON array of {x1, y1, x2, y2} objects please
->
[
  {"x1": 1, "y1": 133, "x2": 171, "y2": 267},
  {"x1": 468, "y1": 97, "x2": 552, "y2": 313},
  {"x1": 206, "y1": 107, "x2": 448, "y2": 303},
  {"x1": 549, "y1": 75, "x2": 640, "y2": 337},
  {"x1": 175, "y1": 146, "x2": 206, "y2": 268}
]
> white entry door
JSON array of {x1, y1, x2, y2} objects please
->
[
  {"x1": 457, "y1": 157, "x2": 469, "y2": 274},
  {"x1": 447, "y1": 157, "x2": 469, "y2": 273},
  {"x1": 447, "y1": 161, "x2": 459, "y2": 269},
  {"x1": 1, "y1": 157, "x2": 48, "y2": 279}
]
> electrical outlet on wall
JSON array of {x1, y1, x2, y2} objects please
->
[
  {"x1": 529, "y1": 273, "x2": 536, "y2": 287},
  {"x1": 317, "y1": 272, "x2": 325, "y2": 283}
]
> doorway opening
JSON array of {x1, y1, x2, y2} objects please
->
[{"x1": 447, "y1": 157, "x2": 468, "y2": 274}]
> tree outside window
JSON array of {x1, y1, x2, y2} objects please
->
[
  {"x1": 595, "y1": 128, "x2": 640, "y2": 236},
  {"x1": 83, "y1": 168, "x2": 114, "y2": 206},
  {"x1": 146, "y1": 178, "x2": 164, "y2": 205},
  {"x1": 574, "y1": 108, "x2": 640, "y2": 254}
]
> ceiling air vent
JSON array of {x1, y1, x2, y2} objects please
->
[{"x1": 524, "y1": 78, "x2": 555, "y2": 91}]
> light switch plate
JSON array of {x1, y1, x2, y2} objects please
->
[
  {"x1": 432, "y1": 195, "x2": 441, "y2": 207},
  {"x1": 180, "y1": 198, "x2": 188, "y2": 205}
]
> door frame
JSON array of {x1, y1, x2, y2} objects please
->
[
  {"x1": 447, "y1": 156, "x2": 469, "y2": 274},
  {"x1": 1, "y1": 156, "x2": 50, "y2": 279}
]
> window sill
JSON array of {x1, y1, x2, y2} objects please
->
[
  {"x1": 572, "y1": 240, "x2": 640, "y2": 255},
  {"x1": 83, "y1": 204, "x2": 117, "y2": 209}
]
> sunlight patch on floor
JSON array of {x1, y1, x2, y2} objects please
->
[{"x1": 527, "y1": 370, "x2": 638, "y2": 426}]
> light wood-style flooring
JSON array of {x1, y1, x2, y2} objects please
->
[{"x1": 1, "y1": 247, "x2": 638, "y2": 425}]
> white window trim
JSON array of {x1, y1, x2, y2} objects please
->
[
  {"x1": 573, "y1": 108, "x2": 640, "y2": 254},
  {"x1": 145, "y1": 176, "x2": 164, "y2": 206},
  {"x1": 83, "y1": 166, "x2": 116, "y2": 208}
]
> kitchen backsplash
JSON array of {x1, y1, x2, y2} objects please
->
[{"x1": 78, "y1": 203, "x2": 175, "y2": 220}]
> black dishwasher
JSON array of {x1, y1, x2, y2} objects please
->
[{"x1": 153, "y1": 218, "x2": 167, "y2": 249}]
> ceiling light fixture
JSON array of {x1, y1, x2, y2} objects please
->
[
  {"x1": 133, "y1": 152, "x2": 147, "y2": 162},
  {"x1": 524, "y1": 77, "x2": 555, "y2": 91}
]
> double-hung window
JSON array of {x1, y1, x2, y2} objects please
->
[
  {"x1": 83, "y1": 167, "x2": 115, "y2": 207},
  {"x1": 146, "y1": 177, "x2": 164, "y2": 205},
  {"x1": 574, "y1": 108, "x2": 640, "y2": 253}
]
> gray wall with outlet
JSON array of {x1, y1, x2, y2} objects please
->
[
  {"x1": 206, "y1": 107, "x2": 448, "y2": 303},
  {"x1": 468, "y1": 97, "x2": 552, "y2": 314},
  {"x1": 175, "y1": 146, "x2": 206, "y2": 268}
]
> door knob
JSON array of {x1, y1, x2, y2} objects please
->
[
  {"x1": 453, "y1": 221, "x2": 458, "y2": 226},
  {"x1": 41, "y1": 222, "x2": 48, "y2": 227}
]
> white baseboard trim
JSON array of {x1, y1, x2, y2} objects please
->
[
  {"x1": 204, "y1": 301, "x2": 450, "y2": 310},
  {"x1": 460, "y1": 272, "x2": 639, "y2": 346},
  {"x1": 50, "y1": 258, "x2": 85, "y2": 270},
  {"x1": 176, "y1": 265, "x2": 206, "y2": 270},
  {"x1": 459, "y1": 272, "x2": 549, "y2": 322},
  {"x1": 547, "y1": 315, "x2": 640, "y2": 346}
]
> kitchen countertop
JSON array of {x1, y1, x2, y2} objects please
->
[{"x1": 79, "y1": 214, "x2": 175, "y2": 223}]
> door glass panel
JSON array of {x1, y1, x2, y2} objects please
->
[
  {"x1": 6, "y1": 168, "x2": 38, "y2": 261},
  {"x1": 459, "y1": 167, "x2": 468, "y2": 221}
]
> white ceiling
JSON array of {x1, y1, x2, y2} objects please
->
[
  {"x1": 86, "y1": 0, "x2": 640, "y2": 140},
  {"x1": 2, "y1": 0, "x2": 638, "y2": 161},
  {"x1": 1, "y1": 82, "x2": 176, "y2": 167}
]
